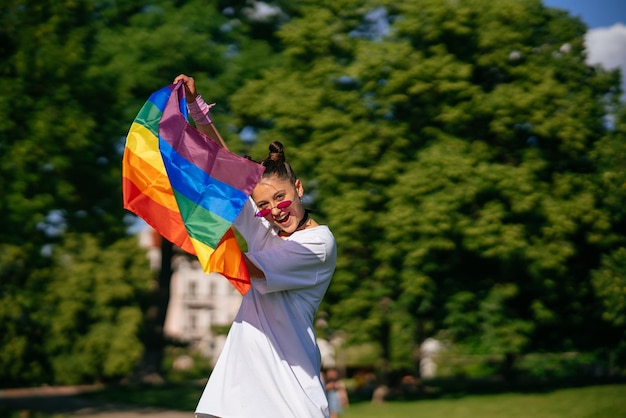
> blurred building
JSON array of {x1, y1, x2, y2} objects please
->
[{"x1": 139, "y1": 228, "x2": 242, "y2": 364}]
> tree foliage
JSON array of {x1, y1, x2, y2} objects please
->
[
  {"x1": 229, "y1": 0, "x2": 625, "y2": 373},
  {"x1": 42, "y1": 234, "x2": 152, "y2": 384},
  {"x1": 1, "y1": 0, "x2": 625, "y2": 386},
  {"x1": 0, "y1": 0, "x2": 275, "y2": 386}
]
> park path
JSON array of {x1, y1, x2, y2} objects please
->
[{"x1": 0, "y1": 385, "x2": 193, "y2": 418}]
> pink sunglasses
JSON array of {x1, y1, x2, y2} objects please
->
[{"x1": 256, "y1": 200, "x2": 292, "y2": 217}]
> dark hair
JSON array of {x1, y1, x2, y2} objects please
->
[{"x1": 259, "y1": 141, "x2": 297, "y2": 182}]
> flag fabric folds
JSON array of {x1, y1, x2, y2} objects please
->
[{"x1": 122, "y1": 81, "x2": 264, "y2": 295}]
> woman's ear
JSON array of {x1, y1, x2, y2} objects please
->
[{"x1": 295, "y1": 179, "x2": 304, "y2": 198}]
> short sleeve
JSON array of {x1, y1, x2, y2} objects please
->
[{"x1": 246, "y1": 227, "x2": 336, "y2": 293}]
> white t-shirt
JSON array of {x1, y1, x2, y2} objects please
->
[{"x1": 195, "y1": 198, "x2": 337, "y2": 418}]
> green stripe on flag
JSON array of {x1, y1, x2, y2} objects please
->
[
  {"x1": 134, "y1": 102, "x2": 163, "y2": 138},
  {"x1": 174, "y1": 190, "x2": 232, "y2": 248}
]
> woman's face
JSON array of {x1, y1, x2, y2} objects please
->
[{"x1": 252, "y1": 175, "x2": 304, "y2": 235}]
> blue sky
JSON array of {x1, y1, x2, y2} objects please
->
[
  {"x1": 542, "y1": 1, "x2": 626, "y2": 96},
  {"x1": 543, "y1": 0, "x2": 626, "y2": 28}
]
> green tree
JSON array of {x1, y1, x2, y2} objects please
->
[
  {"x1": 588, "y1": 100, "x2": 626, "y2": 369},
  {"x1": 0, "y1": 244, "x2": 46, "y2": 385},
  {"x1": 42, "y1": 234, "x2": 152, "y2": 384},
  {"x1": 0, "y1": 0, "x2": 281, "y2": 385},
  {"x1": 0, "y1": 0, "x2": 123, "y2": 387},
  {"x1": 0, "y1": 0, "x2": 131, "y2": 246},
  {"x1": 228, "y1": 0, "x2": 625, "y2": 378}
]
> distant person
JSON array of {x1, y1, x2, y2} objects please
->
[
  {"x1": 173, "y1": 74, "x2": 337, "y2": 418},
  {"x1": 324, "y1": 367, "x2": 349, "y2": 417}
]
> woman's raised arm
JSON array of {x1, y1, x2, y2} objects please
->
[{"x1": 173, "y1": 74, "x2": 229, "y2": 150}]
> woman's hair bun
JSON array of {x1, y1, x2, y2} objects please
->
[
  {"x1": 268, "y1": 141, "x2": 285, "y2": 162},
  {"x1": 259, "y1": 140, "x2": 296, "y2": 181}
]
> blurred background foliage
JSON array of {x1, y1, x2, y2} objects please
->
[{"x1": 1, "y1": 0, "x2": 625, "y2": 387}]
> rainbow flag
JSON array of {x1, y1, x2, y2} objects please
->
[{"x1": 122, "y1": 81, "x2": 264, "y2": 294}]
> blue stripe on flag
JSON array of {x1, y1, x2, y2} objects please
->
[{"x1": 159, "y1": 138, "x2": 248, "y2": 223}]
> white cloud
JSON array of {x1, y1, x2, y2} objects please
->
[{"x1": 585, "y1": 23, "x2": 626, "y2": 94}]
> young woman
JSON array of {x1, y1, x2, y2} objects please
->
[{"x1": 173, "y1": 74, "x2": 337, "y2": 418}]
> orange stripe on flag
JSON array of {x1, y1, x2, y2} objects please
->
[
  {"x1": 123, "y1": 177, "x2": 196, "y2": 255},
  {"x1": 194, "y1": 229, "x2": 251, "y2": 294},
  {"x1": 123, "y1": 147, "x2": 179, "y2": 212}
]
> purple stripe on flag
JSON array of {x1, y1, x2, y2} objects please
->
[{"x1": 158, "y1": 84, "x2": 264, "y2": 195}]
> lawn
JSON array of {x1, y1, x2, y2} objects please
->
[
  {"x1": 2, "y1": 382, "x2": 625, "y2": 417},
  {"x1": 341, "y1": 384, "x2": 626, "y2": 418},
  {"x1": 83, "y1": 382, "x2": 625, "y2": 417}
]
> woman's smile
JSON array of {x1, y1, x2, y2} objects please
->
[{"x1": 274, "y1": 211, "x2": 290, "y2": 224}]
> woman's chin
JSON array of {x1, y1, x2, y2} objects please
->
[{"x1": 275, "y1": 215, "x2": 297, "y2": 234}]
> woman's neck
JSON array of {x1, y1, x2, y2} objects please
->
[{"x1": 296, "y1": 210, "x2": 310, "y2": 231}]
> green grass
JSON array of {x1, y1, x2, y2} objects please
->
[
  {"x1": 82, "y1": 382, "x2": 626, "y2": 417},
  {"x1": 4, "y1": 383, "x2": 625, "y2": 417},
  {"x1": 342, "y1": 384, "x2": 626, "y2": 418}
]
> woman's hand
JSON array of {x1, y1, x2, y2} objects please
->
[
  {"x1": 173, "y1": 73, "x2": 229, "y2": 150},
  {"x1": 173, "y1": 74, "x2": 198, "y2": 101}
]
